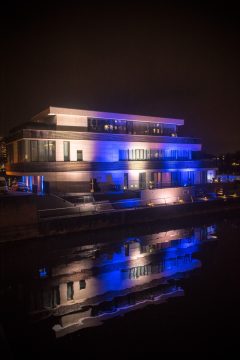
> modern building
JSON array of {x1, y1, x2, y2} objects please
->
[{"x1": 5, "y1": 106, "x2": 216, "y2": 193}]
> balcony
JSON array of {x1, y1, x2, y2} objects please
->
[
  {"x1": 6, "y1": 128, "x2": 201, "y2": 145},
  {"x1": 6, "y1": 159, "x2": 217, "y2": 173}
]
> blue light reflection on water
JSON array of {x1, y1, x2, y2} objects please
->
[{"x1": 1, "y1": 223, "x2": 216, "y2": 338}]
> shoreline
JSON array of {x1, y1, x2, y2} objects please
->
[{"x1": 1, "y1": 195, "x2": 240, "y2": 243}]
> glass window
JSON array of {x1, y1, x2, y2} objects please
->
[
  {"x1": 119, "y1": 150, "x2": 128, "y2": 160},
  {"x1": 17, "y1": 140, "x2": 25, "y2": 162},
  {"x1": 162, "y1": 124, "x2": 177, "y2": 136},
  {"x1": 132, "y1": 121, "x2": 149, "y2": 135},
  {"x1": 126, "y1": 121, "x2": 133, "y2": 134},
  {"x1": 24, "y1": 140, "x2": 30, "y2": 161},
  {"x1": 48, "y1": 141, "x2": 56, "y2": 161},
  {"x1": 124, "y1": 173, "x2": 128, "y2": 188},
  {"x1": 128, "y1": 149, "x2": 134, "y2": 160},
  {"x1": 139, "y1": 149, "x2": 144, "y2": 160},
  {"x1": 30, "y1": 140, "x2": 38, "y2": 161},
  {"x1": 38, "y1": 141, "x2": 48, "y2": 161},
  {"x1": 79, "y1": 280, "x2": 86, "y2": 290},
  {"x1": 7, "y1": 144, "x2": 14, "y2": 163},
  {"x1": 63, "y1": 141, "x2": 70, "y2": 161},
  {"x1": 77, "y1": 150, "x2": 83, "y2": 161},
  {"x1": 135, "y1": 149, "x2": 140, "y2": 160},
  {"x1": 139, "y1": 172, "x2": 146, "y2": 189},
  {"x1": 52, "y1": 286, "x2": 60, "y2": 307},
  {"x1": 67, "y1": 282, "x2": 74, "y2": 300}
]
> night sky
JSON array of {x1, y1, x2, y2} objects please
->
[{"x1": 1, "y1": 1, "x2": 240, "y2": 154}]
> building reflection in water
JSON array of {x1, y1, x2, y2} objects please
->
[
  {"x1": 0, "y1": 224, "x2": 217, "y2": 339},
  {"x1": 21, "y1": 224, "x2": 215, "y2": 338}
]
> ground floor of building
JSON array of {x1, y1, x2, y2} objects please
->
[{"x1": 7, "y1": 168, "x2": 217, "y2": 193}]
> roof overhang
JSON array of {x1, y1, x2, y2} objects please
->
[{"x1": 32, "y1": 106, "x2": 184, "y2": 126}]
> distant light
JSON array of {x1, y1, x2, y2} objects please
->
[
  {"x1": 39, "y1": 268, "x2": 47, "y2": 278},
  {"x1": 48, "y1": 113, "x2": 56, "y2": 116}
]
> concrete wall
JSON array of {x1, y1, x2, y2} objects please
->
[
  {"x1": 141, "y1": 186, "x2": 194, "y2": 204},
  {"x1": 56, "y1": 115, "x2": 88, "y2": 127}
]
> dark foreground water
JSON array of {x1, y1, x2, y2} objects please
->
[{"x1": 1, "y1": 213, "x2": 240, "y2": 355}]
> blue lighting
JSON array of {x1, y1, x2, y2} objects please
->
[
  {"x1": 39, "y1": 267, "x2": 48, "y2": 278},
  {"x1": 41, "y1": 176, "x2": 44, "y2": 193}
]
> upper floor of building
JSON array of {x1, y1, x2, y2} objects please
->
[
  {"x1": 5, "y1": 107, "x2": 204, "y2": 165},
  {"x1": 9, "y1": 106, "x2": 184, "y2": 137}
]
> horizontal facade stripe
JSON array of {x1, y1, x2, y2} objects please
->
[
  {"x1": 6, "y1": 129, "x2": 201, "y2": 144},
  {"x1": 34, "y1": 106, "x2": 185, "y2": 125},
  {"x1": 6, "y1": 159, "x2": 216, "y2": 173}
]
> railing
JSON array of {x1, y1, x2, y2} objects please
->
[
  {"x1": 6, "y1": 159, "x2": 216, "y2": 173},
  {"x1": 37, "y1": 192, "x2": 240, "y2": 220},
  {"x1": 7, "y1": 129, "x2": 201, "y2": 145}
]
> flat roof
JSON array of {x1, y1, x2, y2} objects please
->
[{"x1": 32, "y1": 106, "x2": 184, "y2": 126}]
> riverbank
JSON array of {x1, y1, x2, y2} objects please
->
[{"x1": 1, "y1": 192, "x2": 240, "y2": 242}]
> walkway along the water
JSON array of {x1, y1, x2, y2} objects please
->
[{"x1": 1, "y1": 191, "x2": 240, "y2": 242}]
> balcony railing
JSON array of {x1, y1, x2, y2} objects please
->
[
  {"x1": 6, "y1": 128, "x2": 201, "y2": 145},
  {"x1": 6, "y1": 159, "x2": 217, "y2": 173}
]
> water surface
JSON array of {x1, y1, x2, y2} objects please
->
[{"x1": 1, "y1": 214, "x2": 240, "y2": 354}]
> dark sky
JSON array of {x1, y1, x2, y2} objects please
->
[{"x1": 1, "y1": 1, "x2": 240, "y2": 154}]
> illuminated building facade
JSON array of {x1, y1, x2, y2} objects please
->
[{"x1": 5, "y1": 106, "x2": 216, "y2": 192}]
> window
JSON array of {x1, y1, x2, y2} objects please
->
[
  {"x1": 29, "y1": 140, "x2": 56, "y2": 162},
  {"x1": 88, "y1": 118, "x2": 127, "y2": 134},
  {"x1": 67, "y1": 282, "x2": 74, "y2": 300},
  {"x1": 30, "y1": 140, "x2": 38, "y2": 161},
  {"x1": 119, "y1": 150, "x2": 128, "y2": 160},
  {"x1": 48, "y1": 141, "x2": 56, "y2": 161},
  {"x1": 77, "y1": 150, "x2": 83, "y2": 161},
  {"x1": 52, "y1": 286, "x2": 60, "y2": 307},
  {"x1": 79, "y1": 280, "x2": 86, "y2": 290},
  {"x1": 63, "y1": 141, "x2": 70, "y2": 161},
  {"x1": 139, "y1": 172, "x2": 146, "y2": 189},
  {"x1": 124, "y1": 173, "x2": 128, "y2": 188},
  {"x1": 139, "y1": 149, "x2": 144, "y2": 160},
  {"x1": 119, "y1": 148, "x2": 191, "y2": 161},
  {"x1": 135, "y1": 149, "x2": 140, "y2": 160},
  {"x1": 132, "y1": 121, "x2": 149, "y2": 135},
  {"x1": 17, "y1": 140, "x2": 25, "y2": 162},
  {"x1": 162, "y1": 124, "x2": 177, "y2": 136},
  {"x1": 38, "y1": 141, "x2": 49, "y2": 161}
]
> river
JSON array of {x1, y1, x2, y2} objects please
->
[{"x1": 1, "y1": 213, "x2": 240, "y2": 354}]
